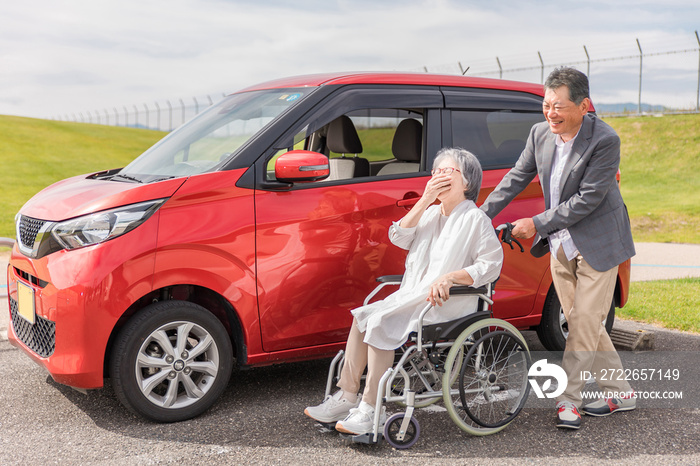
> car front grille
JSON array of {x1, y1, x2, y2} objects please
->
[
  {"x1": 18, "y1": 216, "x2": 47, "y2": 251},
  {"x1": 9, "y1": 297, "x2": 56, "y2": 358}
]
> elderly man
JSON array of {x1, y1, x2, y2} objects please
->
[{"x1": 480, "y1": 67, "x2": 636, "y2": 429}]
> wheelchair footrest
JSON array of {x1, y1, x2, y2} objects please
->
[
  {"x1": 339, "y1": 432, "x2": 383, "y2": 445},
  {"x1": 315, "y1": 421, "x2": 339, "y2": 432}
]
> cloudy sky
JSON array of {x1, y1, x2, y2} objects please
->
[{"x1": 1, "y1": 0, "x2": 698, "y2": 120}]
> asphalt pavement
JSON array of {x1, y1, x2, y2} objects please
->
[{"x1": 1, "y1": 243, "x2": 699, "y2": 464}]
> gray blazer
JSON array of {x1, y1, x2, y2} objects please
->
[{"x1": 481, "y1": 114, "x2": 635, "y2": 272}]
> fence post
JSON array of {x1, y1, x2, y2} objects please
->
[
  {"x1": 538, "y1": 51, "x2": 544, "y2": 84},
  {"x1": 207, "y1": 95, "x2": 213, "y2": 106},
  {"x1": 154, "y1": 102, "x2": 161, "y2": 131},
  {"x1": 695, "y1": 30, "x2": 699, "y2": 112},
  {"x1": 179, "y1": 99, "x2": 185, "y2": 126},
  {"x1": 193, "y1": 97, "x2": 199, "y2": 115},
  {"x1": 113, "y1": 108, "x2": 119, "y2": 126},
  {"x1": 143, "y1": 103, "x2": 150, "y2": 129},
  {"x1": 496, "y1": 57, "x2": 502, "y2": 79},
  {"x1": 133, "y1": 105, "x2": 139, "y2": 127},
  {"x1": 583, "y1": 45, "x2": 590, "y2": 77},
  {"x1": 166, "y1": 100, "x2": 173, "y2": 131},
  {"x1": 123, "y1": 106, "x2": 129, "y2": 127},
  {"x1": 636, "y1": 38, "x2": 643, "y2": 115}
]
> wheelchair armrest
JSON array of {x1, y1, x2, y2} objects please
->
[
  {"x1": 376, "y1": 275, "x2": 403, "y2": 283},
  {"x1": 449, "y1": 285, "x2": 488, "y2": 296},
  {"x1": 364, "y1": 276, "x2": 403, "y2": 306}
]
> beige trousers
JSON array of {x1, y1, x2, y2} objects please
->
[
  {"x1": 337, "y1": 318, "x2": 395, "y2": 407},
  {"x1": 551, "y1": 248, "x2": 632, "y2": 406}
]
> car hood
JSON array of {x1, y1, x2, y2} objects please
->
[{"x1": 19, "y1": 172, "x2": 187, "y2": 221}]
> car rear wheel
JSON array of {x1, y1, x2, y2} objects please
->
[
  {"x1": 536, "y1": 286, "x2": 615, "y2": 352},
  {"x1": 109, "y1": 300, "x2": 233, "y2": 422}
]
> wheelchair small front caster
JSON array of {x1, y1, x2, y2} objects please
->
[{"x1": 384, "y1": 413, "x2": 420, "y2": 449}]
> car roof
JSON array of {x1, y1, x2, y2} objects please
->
[{"x1": 237, "y1": 72, "x2": 545, "y2": 97}]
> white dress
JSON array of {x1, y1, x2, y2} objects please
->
[{"x1": 351, "y1": 199, "x2": 504, "y2": 350}]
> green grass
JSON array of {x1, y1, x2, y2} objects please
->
[
  {"x1": 618, "y1": 278, "x2": 700, "y2": 333},
  {"x1": 1, "y1": 113, "x2": 699, "y2": 244},
  {"x1": 330, "y1": 127, "x2": 396, "y2": 161},
  {"x1": 0, "y1": 115, "x2": 166, "y2": 238},
  {"x1": 606, "y1": 114, "x2": 700, "y2": 244}
]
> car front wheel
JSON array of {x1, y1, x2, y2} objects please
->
[
  {"x1": 536, "y1": 285, "x2": 615, "y2": 352},
  {"x1": 109, "y1": 300, "x2": 233, "y2": 422}
]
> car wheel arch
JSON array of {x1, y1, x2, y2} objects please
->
[{"x1": 104, "y1": 284, "x2": 247, "y2": 379}]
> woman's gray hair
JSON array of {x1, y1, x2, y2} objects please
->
[{"x1": 432, "y1": 147, "x2": 482, "y2": 202}]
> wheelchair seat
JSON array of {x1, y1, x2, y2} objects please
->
[{"x1": 419, "y1": 310, "x2": 491, "y2": 342}]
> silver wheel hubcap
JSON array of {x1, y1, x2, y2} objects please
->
[
  {"x1": 558, "y1": 306, "x2": 609, "y2": 341},
  {"x1": 558, "y1": 306, "x2": 569, "y2": 340},
  {"x1": 136, "y1": 321, "x2": 219, "y2": 409}
]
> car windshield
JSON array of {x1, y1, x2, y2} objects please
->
[{"x1": 116, "y1": 88, "x2": 311, "y2": 182}]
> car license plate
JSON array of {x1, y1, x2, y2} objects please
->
[{"x1": 17, "y1": 281, "x2": 36, "y2": 325}]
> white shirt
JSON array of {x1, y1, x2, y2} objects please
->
[
  {"x1": 549, "y1": 132, "x2": 580, "y2": 261},
  {"x1": 351, "y1": 200, "x2": 503, "y2": 350}
]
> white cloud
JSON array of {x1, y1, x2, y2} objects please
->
[{"x1": 0, "y1": 0, "x2": 698, "y2": 118}]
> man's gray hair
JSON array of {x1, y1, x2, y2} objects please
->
[
  {"x1": 432, "y1": 147, "x2": 482, "y2": 202},
  {"x1": 545, "y1": 67, "x2": 590, "y2": 105}
]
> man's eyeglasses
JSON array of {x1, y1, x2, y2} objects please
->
[{"x1": 431, "y1": 167, "x2": 461, "y2": 175}]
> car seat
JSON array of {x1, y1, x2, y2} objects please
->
[
  {"x1": 377, "y1": 118, "x2": 422, "y2": 176},
  {"x1": 326, "y1": 115, "x2": 370, "y2": 181}
]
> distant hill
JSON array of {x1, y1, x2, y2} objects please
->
[{"x1": 595, "y1": 102, "x2": 667, "y2": 114}]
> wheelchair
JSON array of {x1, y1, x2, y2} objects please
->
[{"x1": 319, "y1": 224, "x2": 532, "y2": 449}]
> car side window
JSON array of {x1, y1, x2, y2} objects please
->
[
  {"x1": 451, "y1": 110, "x2": 544, "y2": 169},
  {"x1": 266, "y1": 108, "x2": 425, "y2": 182}
]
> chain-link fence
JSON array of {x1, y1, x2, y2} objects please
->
[
  {"x1": 53, "y1": 94, "x2": 227, "y2": 132},
  {"x1": 423, "y1": 32, "x2": 700, "y2": 117},
  {"x1": 55, "y1": 32, "x2": 700, "y2": 131}
]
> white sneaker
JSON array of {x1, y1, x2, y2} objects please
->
[
  {"x1": 335, "y1": 401, "x2": 386, "y2": 435},
  {"x1": 304, "y1": 391, "x2": 360, "y2": 424}
]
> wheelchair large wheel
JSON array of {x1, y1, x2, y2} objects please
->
[
  {"x1": 391, "y1": 345, "x2": 462, "y2": 408},
  {"x1": 459, "y1": 330, "x2": 531, "y2": 428},
  {"x1": 442, "y1": 318, "x2": 529, "y2": 436}
]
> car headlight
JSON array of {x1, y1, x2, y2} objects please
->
[{"x1": 52, "y1": 199, "x2": 166, "y2": 250}]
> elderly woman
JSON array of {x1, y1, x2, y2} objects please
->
[{"x1": 304, "y1": 147, "x2": 504, "y2": 435}]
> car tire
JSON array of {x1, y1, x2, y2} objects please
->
[
  {"x1": 109, "y1": 300, "x2": 233, "y2": 422},
  {"x1": 536, "y1": 285, "x2": 615, "y2": 352}
]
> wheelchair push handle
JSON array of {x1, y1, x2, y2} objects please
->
[{"x1": 495, "y1": 223, "x2": 524, "y2": 253}]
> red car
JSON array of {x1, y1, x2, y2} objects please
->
[{"x1": 7, "y1": 72, "x2": 630, "y2": 422}]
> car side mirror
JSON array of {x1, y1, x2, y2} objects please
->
[{"x1": 275, "y1": 150, "x2": 329, "y2": 183}]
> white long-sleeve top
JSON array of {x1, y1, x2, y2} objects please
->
[{"x1": 351, "y1": 199, "x2": 504, "y2": 350}]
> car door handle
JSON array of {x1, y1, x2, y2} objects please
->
[
  {"x1": 396, "y1": 198, "x2": 418, "y2": 207},
  {"x1": 396, "y1": 192, "x2": 421, "y2": 209}
]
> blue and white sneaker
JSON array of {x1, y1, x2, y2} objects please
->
[
  {"x1": 582, "y1": 392, "x2": 636, "y2": 417},
  {"x1": 556, "y1": 401, "x2": 581, "y2": 429}
]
